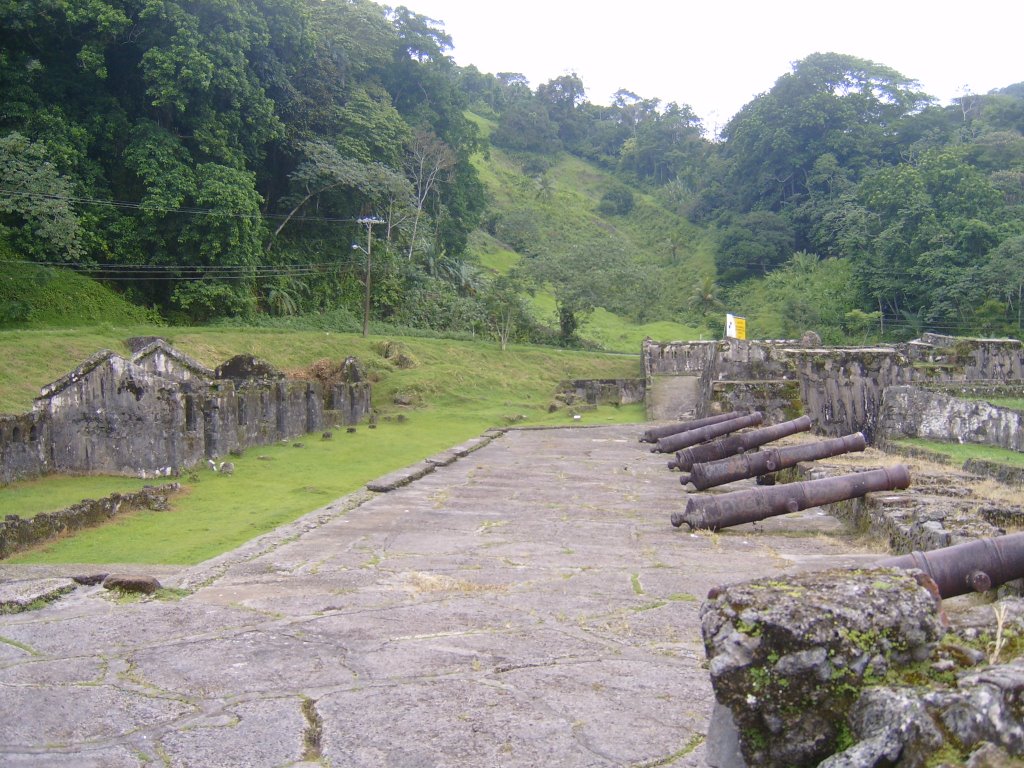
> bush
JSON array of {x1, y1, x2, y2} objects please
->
[
  {"x1": 213, "y1": 306, "x2": 361, "y2": 332},
  {"x1": 598, "y1": 186, "x2": 635, "y2": 216},
  {"x1": 389, "y1": 279, "x2": 484, "y2": 334},
  {"x1": 0, "y1": 255, "x2": 160, "y2": 328}
]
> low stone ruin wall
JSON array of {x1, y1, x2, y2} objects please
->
[
  {"x1": 0, "y1": 413, "x2": 47, "y2": 485},
  {"x1": 0, "y1": 484, "x2": 180, "y2": 559},
  {"x1": 878, "y1": 385, "x2": 1024, "y2": 452},
  {"x1": 0, "y1": 340, "x2": 373, "y2": 484},
  {"x1": 643, "y1": 336, "x2": 1024, "y2": 443},
  {"x1": 800, "y1": 457, "x2": 1023, "y2": 554},
  {"x1": 560, "y1": 378, "x2": 645, "y2": 406},
  {"x1": 918, "y1": 380, "x2": 1024, "y2": 400}
]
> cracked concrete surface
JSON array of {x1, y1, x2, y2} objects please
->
[{"x1": 0, "y1": 425, "x2": 865, "y2": 766}]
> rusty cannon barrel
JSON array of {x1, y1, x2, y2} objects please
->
[
  {"x1": 681, "y1": 432, "x2": 867, "y2": 490},
  {"x1": 670, "y1": 415, "x2": 814, "y2": 472},
  {"x1": 671, "y1": 464, "x2": 910, "y2": 531},
  {"x1": 653, "y1": 412, "x2": 764, "y2": 455},
  {"x1": 640, "y1": 411, "x2": 746, "y2": 443},
  {"x1": 877, "y1": 531, "x2": 1024, "y2": 599}
]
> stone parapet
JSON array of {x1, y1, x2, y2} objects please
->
[
  {"x1": 878, "y1": 385, "x2": 1024, "y2": 451},
  {"x1": 643, "y1": 336, "x2": 1024, "y2": 443}
]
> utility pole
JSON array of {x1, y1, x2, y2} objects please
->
[{"x1": 355, "y1": 217, "x2": 384, "y2": 338}]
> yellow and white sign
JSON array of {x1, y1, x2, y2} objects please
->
[{"x1": 725, "y1": 313, "x2": 746, "y2": 340}]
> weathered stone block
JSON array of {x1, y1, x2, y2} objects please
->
[
  {"x1": 102, "y1": 574, "x2": 161, "y2": 594},
  {"x1": 701, "y1": 568, "x2": 942, "y2": 768},
  {"x1": 879, "y1": 385, "x2": 1024, "y2": 451}
]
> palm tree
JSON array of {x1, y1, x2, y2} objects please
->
[
  {"x1": 688, "y1": 275, "x2": 723, "y2": 317},
  {"x1": 265, "y1": 278, "x2": 307, "y2": 316}
]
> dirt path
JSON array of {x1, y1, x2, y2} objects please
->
[{"x1": 0, "y1": 425, "x2": 866, "y2": 767}]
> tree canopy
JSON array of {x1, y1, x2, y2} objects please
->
[
  {"x1": 3, "y1": 6, "x2": 1023, "y2": 343},
  {"x1": 0, "y1": 0, "x2": 484, "y2": 320}
]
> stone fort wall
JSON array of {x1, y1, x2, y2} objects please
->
[
  {"x1": 643, "y1": 334, "x2": 1024, "y2": 443},
  {"x1": 0, "y1": 340, "x2": 371, "y2": 484}
]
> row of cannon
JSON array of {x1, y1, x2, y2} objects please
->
[
  {"x1": 641, "y1": 411, "x2": 882, "y2": 496},
  {"x1": 642, "y1": 412, "x2": 1024, "y2": 599}
]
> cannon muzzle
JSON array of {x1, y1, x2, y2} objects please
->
[
  {"x1": 878, "y1": 532, "x2": 1024, "y2": 599},
  {"x1": 654, "y1": 412, "x2": 764, "y2": 454},
  {"x1": 640, "y1": 411, "x2": 745, "y2": 443},
  {"x1": 672, "y1": 415, "x2": 813, "y2": 472},
  {"x1": 684, "y1": 432, "x2": 867, "y2": 490},
  {"x1": 671, "y1": 465, "x2": 910, "y2": 530}
]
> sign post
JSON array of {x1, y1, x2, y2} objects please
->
[{"x1": 725, "y1": 314, "x2": 746, "y2": 340}]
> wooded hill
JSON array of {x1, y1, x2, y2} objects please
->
[{"x1": 2, "y1": 0, "x2": 1022, "y2": 345}]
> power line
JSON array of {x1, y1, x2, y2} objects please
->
[
  {"x1": 0, "y1": 257, "x2": 345, "y2": 272},
  {"x1": 0, "y1": 258, "x2": 353, "y2": 282},
  {"x1": 0, "y1": 188, "x2": 368, "y2": 225}
]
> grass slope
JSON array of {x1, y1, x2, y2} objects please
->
[
  {"x1": 466, "y1": 114, "x2": 708, "y2": 350},
  {"x1": 0, "y1": 257, "x2": 158, "y2": 328},
  {"x1": 892, "y1": 438, "x2": 1024, "y2": 469}
]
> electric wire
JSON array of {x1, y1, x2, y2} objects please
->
[{"x1": 0, "y1": 188, "x2": 368, "y2": 224}]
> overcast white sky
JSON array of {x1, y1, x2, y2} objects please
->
[{"x1": 407, "y1": 0, "x2": 1022, "y2": 134}]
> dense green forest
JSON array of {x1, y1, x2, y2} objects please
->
[{"x1": 2, "y1": 0, "x2": 1023, "y2": 344}]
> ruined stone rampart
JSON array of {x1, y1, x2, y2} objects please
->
[
  {"x1": 0, "y1": 484, "x2": 181, "y2": 559},
  {"x1": 641, "y1": 338, "x2": 716, "y2": 375},
  {"x1": 0, "y1": 341, "x2": 372, "y2": 484},
  {"x1": 644, "y1": 336, "x2": 1024, "y2": 443},
  {"x1": 878, "y1": 385, "x2": 1024, "y2": 451},
  {"x1": 560, "y1": 378, "x2": 645, "y2": 406},
  {"x1": 38, "y1": 350, "x2": 198, "y2": 476},
  {"x1": 791, "y1": 346, "x2": 904, "y2": 440},
  {"x1": 0, "y1": 412, "x2": 47, "y2": 483}
]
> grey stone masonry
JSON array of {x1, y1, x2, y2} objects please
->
[
  {"x1": 878, "y1": 385, "x2": 1024, "y2": 451},
  {"x1": 643, "y1": 336, "x2": 1024, "y2": 443},
  {"x1": 0, "y1": 343, "x2": 372, "y2": 483}
]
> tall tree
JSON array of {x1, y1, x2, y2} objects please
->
[
  {"x1": 403, "y1": 130, "x2": 456, "y2": 261},
  {"x1": 720, "y1": 53, "x2": 932, "y2": 212},
  {"x1": 0, "y1": 132, "x2": 85, "y2": 262},
  {"x1": 536, "y1": 73, "x2": 587, "y2": 147}
]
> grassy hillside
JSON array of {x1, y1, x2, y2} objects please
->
[
  {"x1": 466, "y1": 113, "x2": 710, "y2": 349},
  {"x1": 0, "y1": 256, "x2": 159, "y2": 328}
]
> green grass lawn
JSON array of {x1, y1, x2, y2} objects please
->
[
  {"x1": 581, "y1": 309, "x2": 702, "y2": 352},
  {"x1": 5, "y1": 405, "x2": 644, "y2": 564},
  {"x1": 3, "y1": 474, "x2": 156, "y2": 519},
  {"x1": 971, "y1": 397, "x2": 1024, "y2": 412},
  {"x1": 892, "y1": 438, "x2": 1024, "y2": 469},
  {"x1": 1, "y1": 326, "x2": 646, "y2": 564}
]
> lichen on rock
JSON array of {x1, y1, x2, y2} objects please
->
[{"x1": 701, "y1": 567, "x2": 943, "y2": 767}]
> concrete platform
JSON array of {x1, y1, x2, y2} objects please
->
[{"x1": 0, "y1": 425, "x2": 867, "y2": 767}]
